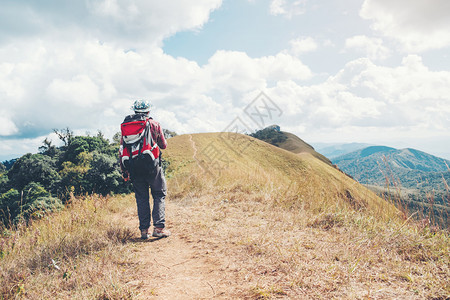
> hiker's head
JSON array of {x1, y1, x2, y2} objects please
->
[{"x1": 132, "y1": 99, "x2": 151, "y2": 114}]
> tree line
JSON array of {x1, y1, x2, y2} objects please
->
[{"x1": 0, "y1": 128, "x2": 176, "y2": 228}]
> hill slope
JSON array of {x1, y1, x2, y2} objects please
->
[
  {"x1": 1, "y1": 133, "x2": 448, "y2": 299},
  {"x1": 162, "y1": 133, "x2": 448, "y2": 298},
  {"x1": 249, "y1": 127, "x2": 332, "y2": 165},
  {"x1": 276, "y1": 131, "x2": 332, "y2": 165}
]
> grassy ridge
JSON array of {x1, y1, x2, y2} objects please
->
[
  {"x1": 0, "y1": 132, "x2": 448, "y2": 298},
  {"x1": 166, "y1": 133, "x2": 397, "y2": 219},
  {"x1": 165, "y1": 133, "x2": 449, "y2": 298}
]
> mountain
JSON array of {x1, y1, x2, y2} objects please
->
[
  {"x1": 313, "y1": 142, "x2": 374, "y2": 159},
  {"x1": 333, "y1": 146, "x2": 450, "y2": 180},
  {"x1": 249, "y1": 127, "x2": 332, "y2": 165},
  {"x1": 333, "y1": 146, "x2": 450, "y2": 209}
]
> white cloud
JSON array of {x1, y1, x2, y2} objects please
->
[
  {"x1": 1, "y1": 0, "x2": 450, "y2": 161},
  {"x1": 360, "y1": 0, "x2": 450, "y2": 52},
  {"x1": 288, "y1": 37, "x2": 318, "y2": 56},
  {"x1": 263, "y1": 54, "x2": 450, "y2": 153},
  {"x1": 87, "y1": 0, "x2": 222, "y2": 45},
  {"x1": 0, "y1": 34, "x2": 313, "y2": 145},
  {"x1": 0, "y1": 0, "x2": 223, "y2": 48},
  {"x1": 204, "y1": 50, "x2": 312, "y2": 96},
  {"x1": 344, "y1": 35, "x2": 390, "y2": 60},
  {"x1": 0, "y1": 113, "x2": 18, "y2": 136},
  {"x1": 46, "y1": 75, "x2": 100, "y2": 108},
  {"x1": 270, "y1": 0, "x2": 306, "y2": 18}
]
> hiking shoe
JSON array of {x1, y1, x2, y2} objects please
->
[
  {"x1": 152, "y1": 227, "x2": 171, "y2": 238},
  {"x1": 141, "y1": 229, "x2": 149, "y2": 240}
]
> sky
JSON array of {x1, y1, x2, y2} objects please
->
[{"x1": 1, "y1": 0, "x2": 450, "y2": 161}]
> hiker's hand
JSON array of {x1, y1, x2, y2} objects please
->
[{"x1": 122, "y1": 172, "x2": 130, "y2": 182}]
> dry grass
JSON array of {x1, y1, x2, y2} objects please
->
[
  {"x1": 0, "y1": 194, "x2": 139, "y2": 299},
  {"x1": 1, "y1": 132, "x2": 448, "y2": 299},
  {"x1": 164, "y1": 133, "x2": 449, "y2": 299}
]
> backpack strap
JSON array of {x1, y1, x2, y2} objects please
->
[
  {"x1": 147, "y1": 119, "x2": 160, "y2": 156},
  {"x1": 137, "y1": 119, "x2": 151, "y2": 159}
]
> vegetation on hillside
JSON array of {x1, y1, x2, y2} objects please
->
[
  {"x1": 0, "y1": 194, "x2": 137, "y2": 299},
  {"x1": 0, "y1": 129, "x2": 130, "y2": 227},
  {"x1": 249, "y1": 126, "x2": 287, "y2": 146},
  {"x1": 0, "y1": 127, "x2": 178, "y2": 228}
]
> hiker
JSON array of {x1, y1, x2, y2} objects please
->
[{"x1": 119, "y1": 99, "x2": 171, "y2": 239}]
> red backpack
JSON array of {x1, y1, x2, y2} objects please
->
[{"x1": 120, "y1": 114, "x2": 160, "y2": 175}]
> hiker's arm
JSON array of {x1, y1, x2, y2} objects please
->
[{"x1": 156, "y1": 123, "x2": 167, "y2": 149}]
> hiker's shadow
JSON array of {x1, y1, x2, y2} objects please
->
[{"x1": 128, "y1": 236, "x2": 165, "y2": 243}]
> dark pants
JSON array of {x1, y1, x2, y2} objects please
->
[{"x1": 132, "y1": 165, "x2": 167, "y2": 230}]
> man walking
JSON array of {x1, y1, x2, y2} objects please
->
[{"x1": 120, "y1": 99, "x2": 171, "y2": 239}]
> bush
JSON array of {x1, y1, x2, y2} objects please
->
[
  {"x1": 85, "y1": 152, "x2": 122, "y2": 196},
  {"x1": 249, "y1": 127, "x2": 287, "y2": 146},
  {"x1": 0, "y1": 182, "x2": 62, "y2": 225},
  {"x1": 7, "y1": 154, "x2": 60, "y2": 192},
  {"x1": 64, "y1": 136, "x2": 109, "y2": 164},
  {"x1": 0, "y1": 189, "x2": 20, "y2": 225}
]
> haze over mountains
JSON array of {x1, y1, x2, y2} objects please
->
[{"x1": 313, "y1": 143, "x2": 374, "y2": 159}]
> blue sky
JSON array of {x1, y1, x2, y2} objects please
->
[
  {"x1": 164, "y1": 0, "x2": 365, "y2": 68},
  {"x1": 1, "y1": 0, "x2": 450, "y2": 161}
]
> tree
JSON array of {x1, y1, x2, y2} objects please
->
[
  {"x1": 54, "y1": 127, "x2": 74, "y2": 147},
  {"x1": 7, "y1": 153, "x2": 60, "y2": 192},
  {"x1": 64, "y1": 136, "x2": 109, "y2": 163},
  {"x1": 112, "y1": 132, "x2": 121, "y2": 145},
  {"x1": 0, "y1": 173, "x2": 9, "y2": 195},
  {"x1": 1, "y1": 159, "x2": 17, "y2": 171},
  {"x1": 59, "y1": 152, "x2": 92, "y2": 199},
  {"x1": 163, "y1": 129, "x2": 177, "y2": 139},
  {"x1": 84, "y1": 152, "x2": 122, "y2": 196},
  {"x1": 39, "y1": 138, "x2": 59, "y2": 157},
  {"x1": 19, "y1": 182, "x2": 62, "y2": 222},
  {"x1": 249, "y1": 126, "x2": 287, "y2": 146},
  {"x1": 0, "y1": 188, "x2": 20, "y2": 226}
]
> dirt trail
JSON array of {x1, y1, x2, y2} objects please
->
[
  {"x1": 189, "y1": 134, "x2": 198, "y2": 159},
  {"x1": 122, "y1": 203, "x2": 237, "y2": 299},
  {"x1": 189, "y1": 134, "x2": 205, "y2": 172},
  {"x1": 118, "y1": 135, "x2": 249, "y2": 299}
]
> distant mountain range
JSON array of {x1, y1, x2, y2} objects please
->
[{"x1": 332, "y1": 146, "x2": 450, "y2": 208}]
